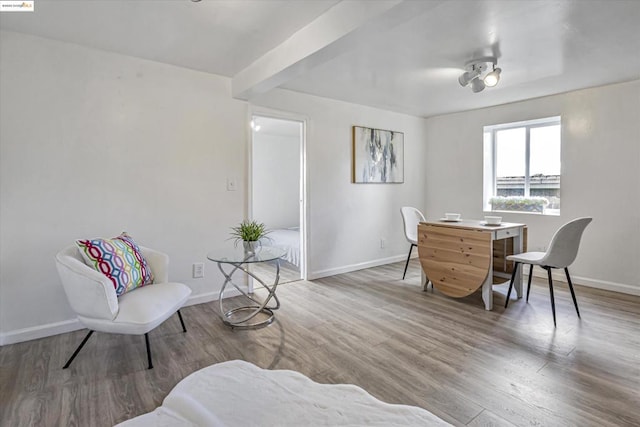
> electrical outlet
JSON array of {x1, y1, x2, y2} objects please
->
[
  {"x1": 226, "y1": 178, "x2": 237, "y2": 191},
  {"x1": 192, "y1": 263, "x2": 204, "y2": 278},
  {"x1": 380, "y1": 238, "x2": 385, "y2": 249}
]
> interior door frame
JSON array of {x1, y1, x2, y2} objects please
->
[{"x1": 248, "y1": 106, "x2": 308, "y2": 281}]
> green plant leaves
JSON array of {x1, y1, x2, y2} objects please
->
[
  {"x1": 229, "y1": 220, "x2": 269, "y2": 244},
  {"x1": 490, "y1": 196, "x2": 549, "y2": 213}
]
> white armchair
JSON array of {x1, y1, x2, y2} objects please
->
[{"x1": 55, "y1": 245, "x2": 192, "y2": 369}]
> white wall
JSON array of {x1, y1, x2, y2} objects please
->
[
  {"x1": 0, "y1": 31, "x2": 248, "y2": 343},
  {"x1": 252, "y1": 132, "x2": 300, "y2": 229},
  {"x1": 252, "y1": 89, "x2": 429, "y2": 278},
  {"x1": 424, "y1": 80, "x2": 640, "y2": 295},
  {"x1": 0, "y1": 31, "x2": 430, "y2": 344},
  {"x1": 2, "y1": 30, "x2": 636, "y2": 345}
]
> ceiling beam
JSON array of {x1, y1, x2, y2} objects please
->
[{"x1": 232, "y1": 0, "x2": 442, "y2": 100}]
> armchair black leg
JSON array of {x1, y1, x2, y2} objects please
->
[
  {"x1": 145, "y1": 333, "x2": 153, "y2": 370},
  {"x1": 526, "y1": 264, "x2": 534, "y2": 302},
  {"x1": 177, "y1": 309, "x2": 187, "y2": 333},
  {"x1": 504, "y1": 262, "x2": 520, "y2": 308},
  {"x1": 63, "y1": 330, "x2": 94, "y2": 369},
  {"x1": 565, "y1": 268, "x2": 580, "y2": 318},
  {"x1": 547, "y1": 267, "x2": 557, "y2": 327},
  {"x1": 402, "y1": 244, "x2": 415, "y2": 280}
]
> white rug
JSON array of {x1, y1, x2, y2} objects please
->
[{"x1": 116, "y1": 360, "x2": 451, "y2": 426}]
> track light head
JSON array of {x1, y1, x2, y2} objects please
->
[
  {"x1": 458, "y1": 68, "x2": 480, "y2": 87},
  {"x1": 484, "y1": 67, "x2": 501, "y2": 87},
  {"x1": 458, "y1": 72, "x2": 472, "y2": 87},
  {"x1": 470, "y1": 77, "x2": 485, "y2": 93}
]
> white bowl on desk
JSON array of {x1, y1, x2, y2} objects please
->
[
  {"x1": 445, "y1": 213, "x2": 461, "y2": 221},
  {"x1": 484, "y1": 216, "x2": 502, "y2": 225}
]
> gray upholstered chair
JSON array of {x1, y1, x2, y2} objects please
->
[
  {"x1": 55, "y1": 245, "x2": 191, "y2": 369},
  {"x1": 504, "y1": 217, "x2": 592, "y2": 326},
  {"x1": 400, "y1": 207, "x2": 426, "y2": 280}
]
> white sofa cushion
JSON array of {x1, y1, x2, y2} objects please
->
[{"x1": 116, "y1": 360, "x2": 452, "y2": 426}]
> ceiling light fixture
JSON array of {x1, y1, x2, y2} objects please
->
[{"x1": 458, "y1": 56, "x2": 501, "y2": 93}]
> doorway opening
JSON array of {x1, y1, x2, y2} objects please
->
[{"x1": 250, "y1": 113, "x2": 306, "y2": 285}]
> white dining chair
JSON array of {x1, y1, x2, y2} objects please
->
[
  {"x1": 400, "y1": 207, "x2": 426, "y2": 280},
  {"x1": 504, "y1": 217, "x2": 592, "y2": 326}
]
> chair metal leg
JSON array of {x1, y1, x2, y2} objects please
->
[
  {"x1": 145, "y1": 333, "x2": 153, "y2": 370},
  {"x1": 177, "y1": 309, "x2": 187, "y2": 333},
  {"x1": 504, "y1": 262, "x2": 520, "y2": 308},
  {"x1": 63, "y1": 330, "x2": 94, "y2": 369},
  {"x1": 402, "y1": 244, "x2": 415, "y2": 280},
  {"x1": 547, "y1": 267, "x2": 557, "y2": 327},
  {"x1": 526, "y1": 264, "x2": 533, "y2": 302},
  {"x1": 564, "y1": 267, "x2": 580, "y2": 318}
]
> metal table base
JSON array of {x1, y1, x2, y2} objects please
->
[{"x1": 217, "y1": 258, "x2": 281, "y2": 329}]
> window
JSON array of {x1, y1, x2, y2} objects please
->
[{"x1": 483, "y1": 116, "x2": 561, "y2": 215}]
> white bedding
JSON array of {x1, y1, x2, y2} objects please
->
[
  {"x1": 116, "y1": 360, "x2": 451, "y2": 426},
  {"x1": 262, "y1": 228, "x2": 300, "y2": 267}
]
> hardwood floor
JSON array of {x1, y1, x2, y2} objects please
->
[
  {"x1": 251, "y1": 258, "x2": 301, "y2": 285},
  {"x1": 1, "y1": 259, "x2": 639, "y2": 426}
]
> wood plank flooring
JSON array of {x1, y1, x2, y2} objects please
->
[
  {"x1": 251, "y1": 258, "x2": 301, "y2": 285},
  {"x1": 1, "y1": 259, "x2": 639, "y2": 426}
]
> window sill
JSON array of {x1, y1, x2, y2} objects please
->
[{"x1": 484, "y1": 209, "x2": 560, "y2": 217}]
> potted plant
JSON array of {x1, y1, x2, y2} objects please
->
[
  {"x1": 490, "y1": 196, "x2": 549, "y2": 213},
  {"x1": 229, "y1": 220, "x2": 269, "y2": 254}
]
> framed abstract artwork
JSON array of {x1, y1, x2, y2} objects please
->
[{"x1": 352, "y1": 126, "x2": 404, "y2": 183}]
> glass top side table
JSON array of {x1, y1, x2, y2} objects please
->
[{"x1": 207, "y1": 246, "x2": 286, "y2": 328}]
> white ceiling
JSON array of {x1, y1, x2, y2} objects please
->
[{"x1": 2, "y1": 0, "x2": 639, "y2": 118}]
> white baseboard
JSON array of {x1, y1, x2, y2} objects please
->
[
  {"x1": 183, "y1": 287, "x2": 242, "y2": 306},
  {"x1": 309, "y1": 253, "x2": 639, "y2": 297},
  {"x1": 185, "y1": 291, "x2": 217, "y2": 306},
  {"x1": 0, "y1": 318, "x2": 82, "y2": 346},
  {"x1": 309, "y1": 254, "x2": 410, "y2": 280},
  {"x1": 529, "y1": 268, "x2": 640, "y2": 296},
  {"x1": 0, "y1": 288, "x2": 243, "y2": 347}
]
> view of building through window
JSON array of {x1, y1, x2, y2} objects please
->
[{"x1": 483, "y1": 117, "x2": 561, "y2": 215}]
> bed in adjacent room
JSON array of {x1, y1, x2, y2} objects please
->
[{"x1": 263, "y1": 227, "x2": 300, "y2": 268}]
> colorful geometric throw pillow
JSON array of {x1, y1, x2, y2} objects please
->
[
  {"x1": 76, "y1": 233, "x2": 154, "y2": 296},
  {"x1": 115, "y1": 233, "x2": 154, "y2": 285}
]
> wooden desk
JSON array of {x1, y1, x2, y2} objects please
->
[{"x1": 417, "y1": 220, "x2": 526, "y2": 310}]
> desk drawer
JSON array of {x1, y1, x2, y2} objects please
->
[{"x1": 496, "y1": 228, "x2": 517, "y2": 240}]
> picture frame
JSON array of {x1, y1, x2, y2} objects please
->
[{"x1": 352, "y1": 125, "x2": 404, "y2": 183}]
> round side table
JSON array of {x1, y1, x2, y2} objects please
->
[{"x1": 207, "y1": 246, "x2": 286, "y2": 328}]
